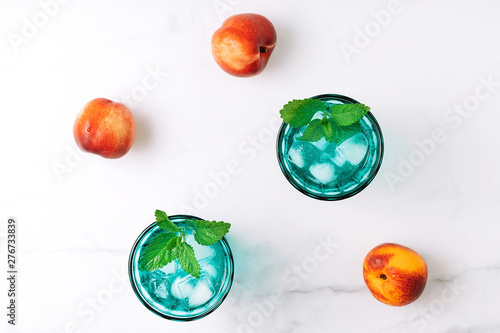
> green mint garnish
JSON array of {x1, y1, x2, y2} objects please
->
[
  {"x1": 140, "y1": 233, "x2": 179, "y2": 271},
  {"x1": 279, "y1": 98, "x2": 371, "y2": 144},
  {"x1": 139, "y1": 210, "x2": 231, "y2": 279},
  {"x1": 329, "y1": 122, "x2": 362, "y2": 144},
  {"x1": 300, "y1": 115, "x2": 335, "y2": 142},
  {"x1": 329, "y1": 103, "x2": 371, "y2": 127},
  {"x1": 280, "y1": 99, "x2": 327, "y2": 127},
  {"x1": 176, "y1": 243, "x2": 200, "y2": 279},
  {"x1": 154, "y1": 210, "x2": 180, "y2": 233},
  {"x1": 188, "y1": 220, "x2": 231, "y2": 246}
]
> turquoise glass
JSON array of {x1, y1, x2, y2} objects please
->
[
  {"x1": 128, "y1": 215, "x2": 234, "y2": 321},
  {"x1": 276, "y1": 94, "x2": 384, "y2": 200}
]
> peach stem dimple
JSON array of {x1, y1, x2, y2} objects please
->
[{"x1": 380, "y1": 274, "x2": 387, "y2": 280}]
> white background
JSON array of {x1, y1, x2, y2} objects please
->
[{"x1": 1, "y1": 0, "x2": 500, "y2": 332}]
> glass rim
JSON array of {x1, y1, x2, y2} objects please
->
[
  {"x1": 276, "y1": 94, "x2": 384, "y2": 201},
  {"x1": 128, "y1": 214, "x2": 234, "y2": 321}
]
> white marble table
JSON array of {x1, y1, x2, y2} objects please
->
[{"x1": 1, "y1": 0, "x2": 500, "y2": 332}]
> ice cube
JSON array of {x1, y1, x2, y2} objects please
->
[
  {"x1": 171, "y1": 275, "x2": 195, "y2": 300},
  {"x1": 159, "y1": 261, "x2": 177, "y2": 275},
  {"x1": 288, "y1": 142, "x2": 305, "y2": 168},
  {"x1": 204, "y1": 264, "x2": 217, "y2": 279},
  {"x1": 188, "y1": 281, "x2": 214, "y2": 307},
  {"x1": 150, "y1": 269, "x2": 166, "y2": 279},
  {"x1": 320, "y1": 141, "x2": 346, "y2": 167},
  {"x1": 309, "y1": 162, "x2": 336, "y2": 184},
  {"x1": 149, "y1": 279, "x2": 169, "y2": 299},
  {"x1": 336, "y1": 133, "x2": 368, "y2": 165},
  {"x1": 187, "y1": 236, "x2": 216, "y2": 261},
  {"x1": 287, "y1": 141, "x2": 320, "y2": 169},
  {"x1": 310, "y1": 137, "x2": 329, "y2": 151},
  {"x1": 319, "y1": 142, "x2": 339, "y2": 163},
  {"x1": 331, "y1": 155, "x2": 346, "y2": 167}
]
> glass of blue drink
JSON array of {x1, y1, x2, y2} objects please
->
[
  {"x1": 276, "y1": 94, "x2": 384, "y2": 200},
  {"x1": 129, "y1": 215, "x2": 234, "y2": 321}
]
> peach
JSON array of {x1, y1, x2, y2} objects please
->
[
  {"x1": 211, "y1": 13, "x2": 277, "y2": 77},
  {"x1": 363, "y1": 243, "x2": 428, "y2": 306},
  {"x1": 73, "y1": 98, "x2": 135, "y2": 159}
]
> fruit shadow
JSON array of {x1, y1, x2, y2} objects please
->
[
  {"x1": 265, "y1": 19, "x2": 294, "y2": 74},
  {"x1": 413, "y1": 251, "x2": 455, "y2": 305},
  {"x1": 132, "y1": 111, "x2": 152, "y2": 151}
]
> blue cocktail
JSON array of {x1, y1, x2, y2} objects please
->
[
  {"x1": 129, "y1": 215, "x2": 234, "y2": 321},
  {"x1": 277, "y1": 94, "x2": 384, "y2": 200}
]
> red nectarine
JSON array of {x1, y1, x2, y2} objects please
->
[
  {"x1": 211, "y1": 13, "x2": 277, "y2": 77},
  {"x1": 73, "y1": 98, "x2": 136, "y2": 159}
]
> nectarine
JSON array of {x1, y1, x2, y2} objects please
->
[
  {"x1": 73, "y1": 98, "x2": 135, "y2": 159},
  {"x1": 211, "y1": 13, "x2": 277, "y2": 77},
  {"x1": 363, "y1": 243, "x2": 428, "y2": 306}
]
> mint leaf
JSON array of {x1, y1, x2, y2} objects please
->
[
  {"x1": 299, "y1": 116, "x2": 333, "y2": 142},
  {"x1": 155, "y1": 210, "x2": 179, "y2": 233},
  {"x1": 188, "y1": 220, "x2": 231, "y2": 246},
  {"x1": 140, "y1": 211, "x2": 232, "y2": 279},
  {"x1": 280, "y1": 98, "x2": 327, "y2": 128},
  {"x1": 139, "y1": 233, "x2": 179, "y2": 271},
  {"x1": 331, "y1": 122, "x2": 362, "y2": 144},
  {"x1": 328, "y1": 103, "x2": 370, "y2": 127},
  {"x1": 177, "y1": 242, "x2": 201, "y2": 279},
  {"x1": 280, "y1": 97, "x2": 371, "y2": 144},
  {"x1": 299, "y1": 114, "x2": 364, "y2": 144}
]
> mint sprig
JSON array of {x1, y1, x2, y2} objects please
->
[
  {"x1": 140, "y1": 233, "x2": 179, "y2": 271},
  {"x1": 280, "y1": 99, "x2": 327, "y2": 127},
  {"x1": 279, "y1": 98, "x2": 370, "y2": 144},
  {"x1": 155, "y1": 210, "x2": 180, "y2": 233},
  {"x1": 300, "y1": 116, "x2": 335, "y2": 142},
  {"x1": 139, "y1": 210, "x2": 231, "y2": 279},
  {"x1": 329, "y1": 103, "x2": 371, "y2": 127},
  {"x1": 176, "y1": 243, "x2": 200, "y2": 279},
  {"x1": 188, "y1": 220, "x2": 231, "y2": 246}
]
